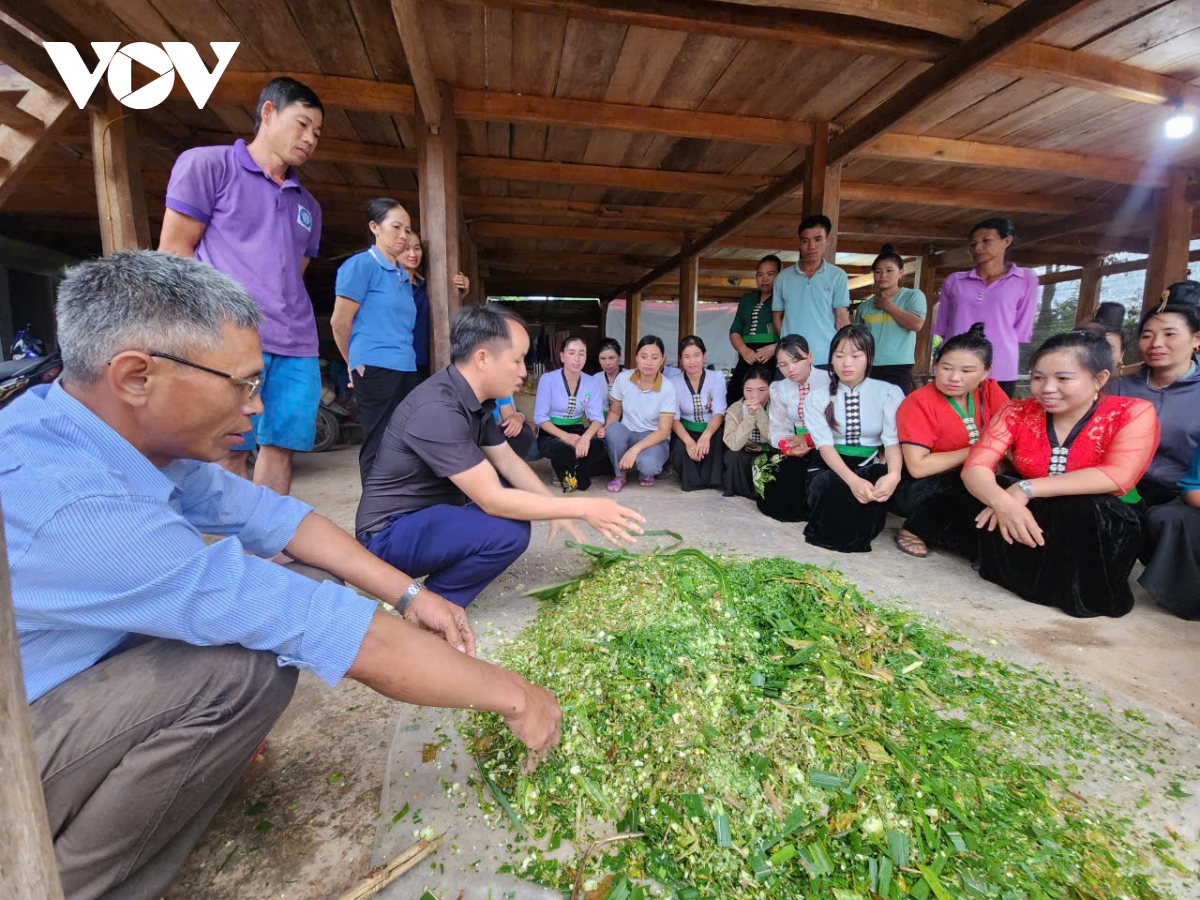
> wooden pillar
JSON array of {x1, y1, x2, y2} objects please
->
[
  {"x1": 624, "y1": 289, "x2": 641, "y2": 367},
  {"x1": 912, "y1": 247, "x2": 938, "y2": 375},
  {"x1": 417, "y1": 81, "x2": 461, "y2": 369},
  {"x1": 802, "y1": 121, "x2": 841, "y2": 261},
  {"x1": 1142, "y1": 168, "x2": 1192, "y2": 315},
  {"x1": 0, "y1": 503, "x2": 65, "y2": 900},
  {"x1": 678, "y1": 240, "x2": 698, "y2": 343},
  {"x1": 90, "y1": 93, "x2": 150, "y2": 254},
  {"x1": 1074, "y1": 257, "x2": 1104, "y2": 326}
]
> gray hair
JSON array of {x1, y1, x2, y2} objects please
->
[
  {"x1": 56, "y1": 251, "x2": 263, "y2": 384},
  {"x1": 450, "y1": 304, "x2": 526, "y2": 364}
]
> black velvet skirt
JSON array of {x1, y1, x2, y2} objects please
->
[
  {"x1": 1139, "y1": 500, "x2": 1200, "y2": 619},
  {"x1": 756, "y1": 454, "x2": 812, "y2": 522},
  {"x1": 722, "y1": 448, "x2": 761, "y2": 500},
  {"x1": 803, "y1": 454, "x2": 890, "y2": 553},
  {"x1": 977, "y1": 483, "x2": 1144, "y2": 618},
  {"x1": 894, "y1": 469, "x2": 984, "y2": 560},
  {"x1": 670, "y1": 431, "x2": 725, "y2": 492},
  {"x1": 537, "y1": 424, "x2": 610, "y2": 491}
]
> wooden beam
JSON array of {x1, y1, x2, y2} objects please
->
[
  {"x1": 0, "y1": 88, "x2": 76, "y2": 208},
  {"x1": 459, "y1": 157, "x2": 767, "y2": 195},
  {"x1": 0, "y1": 93, "x2": 44, "y2": 136},
  {"x1": 624, "y1": 290, "x2": 641, "y2": 365},
  {"x1": 1143, "y1": 169, "x2": 1193, "y2": 316},
  {"x1": 196, "y1": 71, "x2": 417, "y2": 115},
  {"x1": 455, "y1": 90, "x2": 812, "y2": 146},
  {"x1": 448, "y1": 0, "x2": 953, "y2": 60},
  {"x1": 828, "y1": 0, "x2": 1102, "y2": 165},
  {"x1": 1074, "y1": 257, "x2": 1103, "y2": 326},
  {"x1": 91, "y1": 93, "x2": 150, "y2": 253},
  {"x1": 912, "y1": 248, "x2": 939, "y2": 375},
  {"x1": 995, "y1": 43, "x2": 1200, "y2": 112},
  {"x1": 418, "y1": 83, "x2": 461, "y2": 369},
  {"x1": 840, "y1": 181, "x2": 1086, "y2": 216},
  {"x1": 679, "y1": 243, "x2": 698, "y2": 341},
  {"x1": 391, "y1": 0, "x2": 442, "y2": 133},
  {"x1": 0, "y1": 19, "x2": 68, "y2": 96},
  {"x1": 194, "y1": 131, "x2": 417, "y2": 170},
  {"x1": 802, "y1": 122, "x2": 840, "y2": 261},
  {"x1": 863, "y1": 134, "x2": 1167, "y2": 187},
  {"x1": 0, "y1": 503, "x2": 66, "y2": 900}
]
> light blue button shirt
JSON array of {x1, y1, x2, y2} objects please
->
[
  {"x1": 1, "y1": 383, "x2": 378, "y2": 703},
  {"x1": 771, "y1": 261, "x2": 851, "y2": 365}
]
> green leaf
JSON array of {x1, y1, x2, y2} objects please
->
[
  {"x1": 327, "y1": 772, "x2": 344, "y2": 784},
  {"x1": 605, "y1": 875, "x2": 632, "y2": 900},
  {"x1": 918, "y1": 864, "x2": 954, "y2": 900},
  {"x1": 389, "y1": 802, "x2": 410, "y2": 826},
  {"x1": 476, "y1": 758, "x2": 525, "y2": 840},
  {"x1": 768, "y1": 843, "x2": 796, "y2": 866},
  {"x1": 714, "y1": 813, "x2": 732, "y2": 847},
  {"x1": 244, "y1": 800, "x2": 268, "y2": 817},
  {"x1": 886, "y1": 829, "x2": 910, "y2": 867},
  {"x1": 807, "y1": 770, "x2": 844, "y2": 790},
  {"x1": 878, "y1": 857, "x2": 894, "y2": 895},
  {"x1": 255, "y1": 820, "x2": 274, "y2": 834},
  {"x1": 1166, "y1": 781, "x2": 1193, "y2": 800}
]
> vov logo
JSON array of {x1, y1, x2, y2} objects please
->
[{"x1": 44, "y1": 42, "x2": 239, "y2": 110}]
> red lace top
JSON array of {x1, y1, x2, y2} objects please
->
[{"x1": 963, "y1": 395, "x2": 1159, "y2": 495}]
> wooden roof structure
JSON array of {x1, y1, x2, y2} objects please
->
[{"x1": 0, "y1": 0, "x2": 1196, "y2": 367}]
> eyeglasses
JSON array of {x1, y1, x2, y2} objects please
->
[{"x1": 149, "y1": 352, "x2": 263, "y2": 399}]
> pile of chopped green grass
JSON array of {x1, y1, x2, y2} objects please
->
[{"x1": 463, "y1": 547, "x2": 1179, "y2": 900}]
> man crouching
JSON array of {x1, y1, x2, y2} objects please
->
[{"x1": 1, "y1": 251, "x2": 560, "y2": 900}]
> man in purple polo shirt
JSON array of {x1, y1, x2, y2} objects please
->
[{"x1": 159, "y1": 77, "x2": 324, "y2": 496}]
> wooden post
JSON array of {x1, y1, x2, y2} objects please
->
[
  {"x1": 1074, "y1": 257, "x2": 1104, "y2": 326},
  {"x1": 1142, "y1": 169, "x2": 1192, "y2": 315},
  {"x1": 678, "y1": 245, "x2": 699, "y2": 346},
  {"x1": 912, "y1": 247, "x2": 938, "y2": 375},
  {"x1": 90, "y1": 92, "x2": 150, "y2": 254},
  {"x1": 0, "y1": 503, "x2": 65, "y2": 899},
  {"x1": 417, "y1": 81, "x2": 461, "y2": 370},
  {"x1": 624, "y1": 289, "x2": 641, "y2": 367},
  {"x1": 802, "y1": 121, "x2": 841, "y2": 261}
]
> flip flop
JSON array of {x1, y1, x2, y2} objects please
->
[
  {"x1": 639, "y1": 475, "x2": 656, "y2": 487},
  {"x1": 894, "y1": 530, "x2": 928, "y2": 558},
  {"x1": 606, "y1": 478, "x2": 626, "y2": 492}
]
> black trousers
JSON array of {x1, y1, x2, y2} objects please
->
[
  {"x1": 356, "y1": 366, "x2": 420, "y2": 485},
  {"x1": 756, "y1": 454, "x2": 813, "y2": 521},
  {"x1": 804, "y1": 455, "x2": 890, "y2": 553},
  {"x1": 894, "y1": 469, "x2": 984, "y2": 559},
  {"x1": 537, "y1": 423, "x2": 610, "y2": 490},
  {"x1": 978, "y1": 478, "x2": 1144, "y2": 618},
  {"x1": 871, "y1": 364, "x2": 914, "y2": 394},
  {"x1": 728, "y1": 353, "x2": 778, "y2": 402},
  {"x1": 1139, "y1": 500, "x2": 1200, "y2": 619}
]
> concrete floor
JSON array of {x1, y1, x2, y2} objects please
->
[{"x1": 165, "y1": 445, "x2": 1200, "y2": 900}]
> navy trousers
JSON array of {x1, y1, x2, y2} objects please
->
[{"x1": 365, "y1": 503, "x2": 531, "y2": 607}]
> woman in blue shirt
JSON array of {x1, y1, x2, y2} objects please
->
[
  {"x1": 399, "y1": 230, "x2": 471, "y2": 383},
  {"x1": 332, "y1": 198, "x2": 420, "y2": 485}
]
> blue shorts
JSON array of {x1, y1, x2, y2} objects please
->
[{"x1": 234, "y1": 353, "x2": 320, "y2": 452}]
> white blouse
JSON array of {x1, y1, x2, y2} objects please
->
[
  {"x1": 669, "y1": 369, "x2": 728, "y2": 424},
  {"x1": 804, "y1": 376, "x2": 904, "y2": 450},
  {"x1": 767, "y1": 369, "x2": 831, "y2": 446}
]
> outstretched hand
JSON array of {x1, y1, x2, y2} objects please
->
[{"x1": 404, "y1": 588, "x2": 476, "y2": 656}]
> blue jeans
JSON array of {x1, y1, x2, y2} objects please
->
[
  {"x1": 364, "y1": 503, "x2": 531, "y2": 607},
  {"x1": 605, "y1": 422, "x2": 669, "y2": 479}
]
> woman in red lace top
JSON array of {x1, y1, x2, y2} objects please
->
[{"x1": 962, "y1": 330, "x2": 1159, "y2": 617}]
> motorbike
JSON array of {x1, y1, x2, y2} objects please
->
[{"x1": 0, "y1": 352, "x2": 63, "y2": 410}]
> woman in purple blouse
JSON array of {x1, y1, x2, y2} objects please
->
[{"x1": 934, "y1": 219, "x2": 1039, "y2": 397}]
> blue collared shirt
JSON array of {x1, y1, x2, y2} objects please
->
[
  {"x1": 1, "y1": 383, "x2": 378, "y2": 703},
  {"x1": 770, "y1": 261, "x2": 851, "y2": 366},
  {"x1": 335, "y1": 246, "x2": 418, "y2": 373}
]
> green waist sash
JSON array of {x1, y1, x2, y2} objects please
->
[
  {"x1": 743, "y1": 333, "x2": 777, "y2": 345},
  {"x1": 682, "y1": 418, "x2": 709, "y2": 434},
  {"x1": 834, "y1": 444, "x2": 880, "y2": 458},
  {"x1": 794, "y1": 425, "x2": 809, "y2": 436},
  {"x1": 549, "y1": 415, "x2": 584, "y2": 427},
  {"x1": 1119, "y1": 486, "x2": 1141, "y2": 505}
]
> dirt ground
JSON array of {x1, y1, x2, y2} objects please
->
[{"x1": 165, "y1": 445, "x2": 1200, "y2": 900}]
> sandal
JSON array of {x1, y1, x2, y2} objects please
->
[
  {"x1": 894, "y1": 529, "x2": 928, "y2": 558},
  {"x1": 639, "y1": 475, "x2": 656, "y2": 487},
  {"x1": 606, "y1": 478, "x2": 626, "y2": 493}
]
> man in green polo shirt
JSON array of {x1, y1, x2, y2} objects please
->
[{"x1": 728, "y1": 254, "x2": 782, "y2": 400}]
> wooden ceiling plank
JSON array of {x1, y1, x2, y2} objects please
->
[
  {"x1": 391, "y1": 0, "x2": 443, "y2": 130},
  {"x1": 0, "y1": 87, "x2": 77, "y2": 208},
  {"x1": 0, "y1": 18, "x2": 69, "y2": 95},
  {"x1": 862, "y1": 132, "x2": 1166, "y2": 186}
]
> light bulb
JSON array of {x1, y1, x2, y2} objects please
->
[{"x1": 1164, "y1": 113, "x2": 1195, "y2": 140}]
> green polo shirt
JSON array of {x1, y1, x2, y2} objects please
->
[
  {"x1": 729, "y1": 291, "x2": 777, "y2": 344},
  {"x1": 854, "y1": 288, "x2": 927, "y2": 366}
]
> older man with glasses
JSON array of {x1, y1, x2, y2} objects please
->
[{"x1": 0, "y1": 251, "x2": 561, "y2": 900}]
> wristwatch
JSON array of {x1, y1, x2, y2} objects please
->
[
  {"x1": 1017, "y1": 480, "x2": 1035, "y2": 500},
  {"x1": 397, "y1": 579, "x2": 424, "y2": 614}
]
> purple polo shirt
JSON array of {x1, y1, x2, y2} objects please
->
[
  {"x1": 166, "y1": 140, "x2": 322, "y2": 357},
  {"x1": 934, "y1": 265, "x2": 1039, "y2": 381}
]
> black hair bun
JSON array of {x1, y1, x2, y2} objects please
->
[
  {"x1": 967, "y1": 322, "x2": 987, "y2": 337},
  {"x1": 1166, "y1": 280, "x2": 1200, "y2": 308},
  {"x1": 1091, "y1": 302, "x2": 1125, "y2": 331},
  {"x1": 879, "y1": 243, "x2": 896, "y2": 255}
]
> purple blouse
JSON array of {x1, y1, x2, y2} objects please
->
[{"x1": 934, "y1": 265, "x2": 1039, "y2": 381}]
